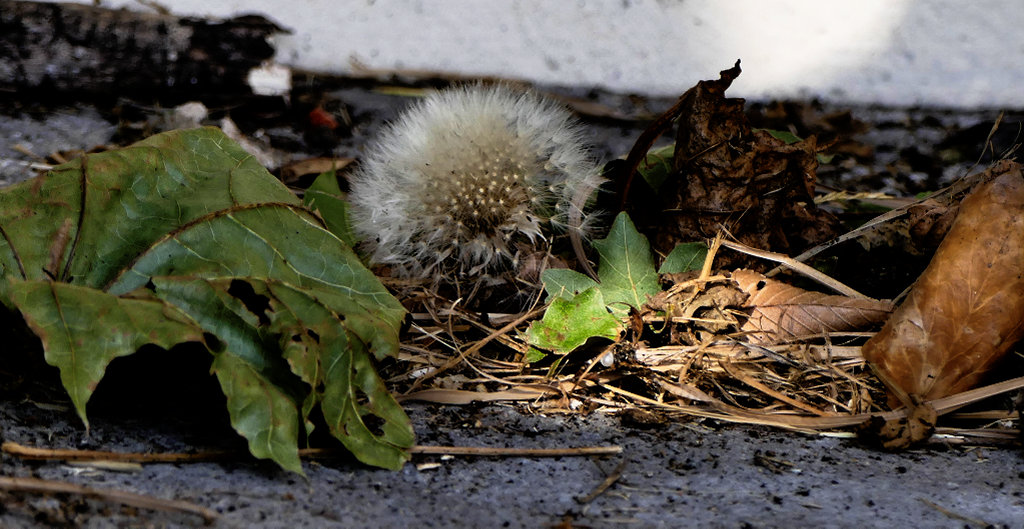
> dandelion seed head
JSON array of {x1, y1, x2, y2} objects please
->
[{"x1": 348, "y1": 84, "x2": 604, "y2": 282}]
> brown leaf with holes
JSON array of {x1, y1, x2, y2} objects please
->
[
  {"x1": 732, "y1": 269, "x2": 894, "y2": 344},
  {"x1": 862, "y1": 163, "x2": 1024, "y2": 405}
]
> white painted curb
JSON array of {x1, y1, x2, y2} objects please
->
[{"x1": 34, "y1": 0, "x2": 1024, "y2": 108}]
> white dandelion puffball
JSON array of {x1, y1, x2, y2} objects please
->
[{"x1": 348, "y1": 85, "x2": 603, "y2": 281}]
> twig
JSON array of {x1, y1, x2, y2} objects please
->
[
  {"x1": 0, "y1": 157, "x2": 54, "y2": 171},
  {"x1": 1, "y1": 442, "x2": 234, "y2": 462},
  {"x1": 409, "y1": 445, "x2": 622, "y2": 457},
  {"x1": 576, "y1": 459, "x2": 627, "y2": 504},
  {"x1": 917, "y1": 497, "x2": 992, "y2": 527},
  {"x1": 302, "y1": 445, "x2": 623, "y2": 458},
  {"x1": 2, "y1": 441, "x2": 622, "y2": 463},
  {"x1": 0, "y1": 476, "x2": 218, "y2": 525}
]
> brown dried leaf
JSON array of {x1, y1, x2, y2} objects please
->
[
  {"x1": 733, "y1": 269, "x2": 894, "y2": 344},
  {"x1": 624, "y1": 61, "x2": 840, "y2": 267},
  {"x1": 863, "y1": 163, "x2": 1024, "y2": 404}
]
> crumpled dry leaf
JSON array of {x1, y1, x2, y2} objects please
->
[
  {"x1": 623, "y1": 61, "x2": 840, "y2": 267},
  {"x1": 732, "y1": 269, "x2": 894, "y2": 344},
  {"x1": 862, "y1": 163, "x2": 1024, "y2": 404},
  {"x1": 644, "y1": 274, "x2": 748, "y2": 345}
]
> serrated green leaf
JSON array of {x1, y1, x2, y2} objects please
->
[
  {"x1": 7, "y1": 281, "x2": 204, "y2": 427},
  {"x1": 541, "y1": 268, "x2": 599, "y2": 301},
  {"x1": 151, "y1": 276, "x2": 412, "y2": 471},
  {"x1": 213, "y1": 351, "x2": 304, "y2": 475},
  {"x1": 659, "y1": 242, "x2": 709, "y2": 274},
  {"x1": 591, "y1": 212, "x2": 660, "y2": 313},
  {"x1": 526, "y1": 287, "x2": 621, "y2": 354},
  {"x1": 266, "y1": 281, "x2": 413, "y2": 470},
  {"x1": 0, "y1": 127, "x2": 410, "y2": 472},
  {"x1": 303, "y1": 171, "x2": 358, "y2": 248}
]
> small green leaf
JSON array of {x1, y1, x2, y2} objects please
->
[
  {"x1": 757, "y1": 128, "x2": 803, "y2": 145},
  {"x1": 303, "y1": 171, "x2": 358, "y2": 248},
  {"x1": 524, "y1": 347, "x2": 548, "y2": 363},
  {"x1": 659, "y1": 242, "x2": 709, "y2": 274},
  {"x1": 592, "y1": 212, "x2": 660, "y2": 313},
  {"x1": 526, "y1": 287, "x2": 621, "y2": 355},
  {"x1": 637, "y1": 143, "x2": 675, "y2": 191},
  {"x1": 541, "y1": 268, "x2": 598, "y2": 301}
]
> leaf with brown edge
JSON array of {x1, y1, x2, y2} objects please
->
[
  {"x1": 863, "y1": 163, "x2": 1024, "y2": 405},
  {"x1": 732, "y1": 269, "x2": 894, "y2": 344}
]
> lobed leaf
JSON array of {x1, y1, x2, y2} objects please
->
[
  {"x1": 592, "y1": 212, "x2": 661, "y2": 313},
  {"x1": 529, "y1": 212, "x2": 656, "y2": 358},
  {"x1": 303, "y1": 171, "x2": 358, "y2": 248},
  {"x1": 8, "y1": 281, "x2": 204, "y2": 426},
  {"x1": 213, "y1": 351, "x2": 304, "y2": 475},
  {"x1": 526, "y1": 287, "x2": 621, "y2": 355}
]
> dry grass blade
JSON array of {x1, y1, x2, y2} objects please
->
[
  {"x1": 720, "y1": 240, "x2": 871, "y2": 299},
  {"x1": 720, "y1": 357, "x2": 838, "y2": 416},
  {"x1": 576, "y1": 460, "x2": 627, "y2": 504},
  {"x1": 406, "y1": 306, "x2": 544, "y2": 391},
  {"x1": 773, "y1": 158, "x2": 1020, "y2": 276}
]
